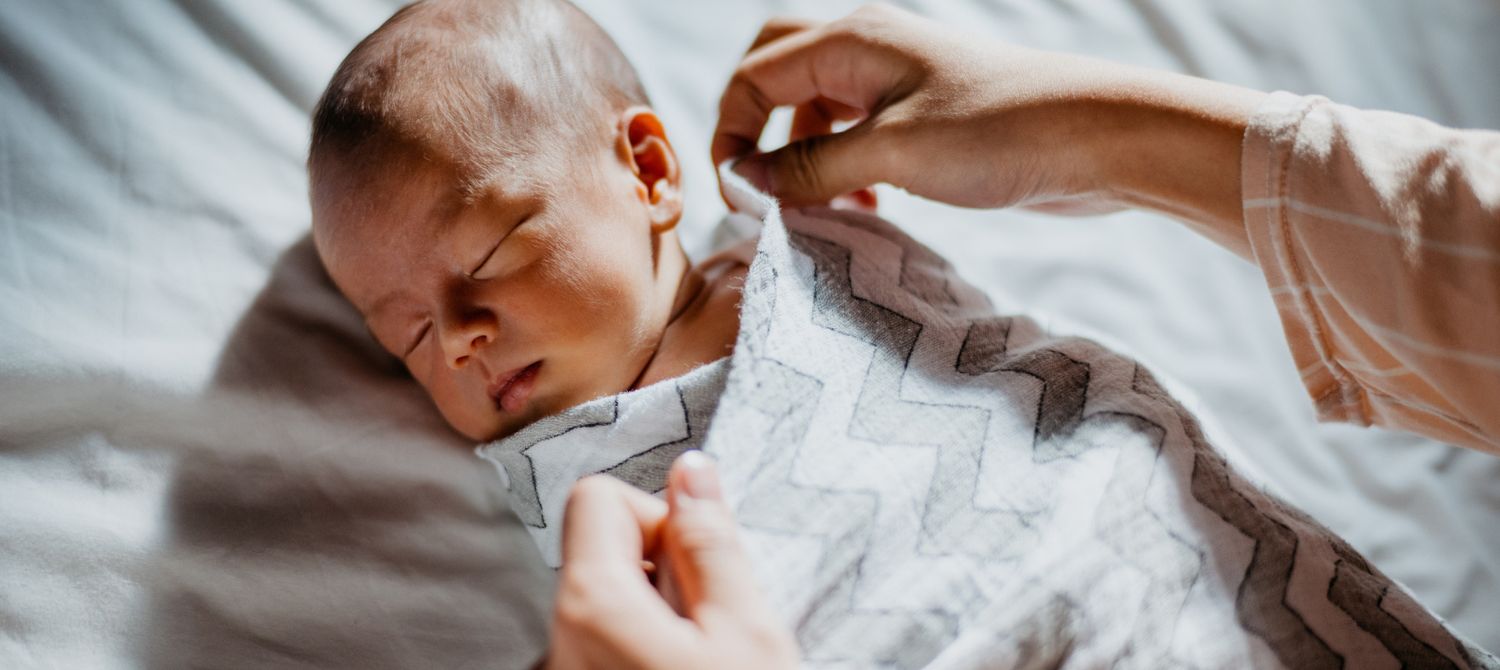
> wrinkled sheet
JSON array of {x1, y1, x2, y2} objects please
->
[{"x1": 1, "y1": 0, "x2": 1496, "y2": 667}]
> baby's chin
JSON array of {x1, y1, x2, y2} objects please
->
[{"x1": 454, "y1": 401, "x2": 552, "y2": 443}]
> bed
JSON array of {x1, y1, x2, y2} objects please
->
[{"x1": 1, "y1": 0, "x2": 1495, "y2": 667}]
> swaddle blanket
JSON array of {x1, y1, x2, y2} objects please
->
[{"x1": 479, "y1": 172, "x2": 1496, "y2": 669}]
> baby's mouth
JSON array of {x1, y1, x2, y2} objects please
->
[{"x1": 489, "y1": 361, "x2": 543, "y2": 414}]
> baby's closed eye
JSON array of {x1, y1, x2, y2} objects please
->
[{"x1": 470, "y1": 215, "x2": 532, "y2": 281}]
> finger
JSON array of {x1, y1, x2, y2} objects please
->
[
  {"x1": 555, "y1": 476, "x2": 700, "y2": 667},
  {"x1": 741, "y1": 18, "x2": 827, "y2": 163},
  {"x1": 790, "y1": 97, "x2": 867, "y2": 143},
  {"x1": 730, "y1": 119, "x2": 890, "y2": 207},
  {"x1": 552, "y1": 567, "x2": 701, "y2": 670},
  {"x1": 745, "y1": 15, "x2": 819, "y2": 53},
  {"x1": 789, "y1": 99, "x2": 833, "y2": 144},
  {"x1": 712, "y1": 22, "x2": 902, "y2": 167},
  {"x1": 662, "y1": 451, "x2": 769, "y2": 625},
  {"x1": 711, "y1": 15, "x2": 822, "y2": 212},
  {"x1": 559, "y1": 475, "x2": 668, "y2": 570},
  {"x1": 829, "y1": 187, "x2": 879, "y2": 212},
  {"x1": 788, "y1": 97, "x2": 875, "y2": 208}
]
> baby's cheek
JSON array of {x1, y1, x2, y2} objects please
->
[
  {"x1": 527, "y1": 224, "x2": 660, "y2": 391},
  {"x1": 534, "y1": 247, "x2": 638, "y2": 333},
  {"x1": 422, "y1": 382, "x2": 473, "y2": 437}
]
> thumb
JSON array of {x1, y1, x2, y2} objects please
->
[
  {"x1": 731, "y1": 123, "x2": 884, "y2": 206},
  {"x1": 663, "y1": 451, "x2": 764, "y2": 623}
]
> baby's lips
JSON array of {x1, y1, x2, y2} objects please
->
[
  {"x1": 488, "y1": 361, "x2": 534, "y2": 407},
  {"x1": 497, "y1": 361, "x2": 542, "y2": 414}
]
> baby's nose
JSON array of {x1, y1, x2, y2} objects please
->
[{"x1": 449, "y1": 333, "x2": 490, "y2": 370}]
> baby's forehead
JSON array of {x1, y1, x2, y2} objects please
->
[
  {"x1": 346, "y1": 10, "x2": 609, "y2": 143},
  {"x1": 316, "y1": 153, "x2": 545, "y2": 279},
  {"x1": 310, "y1": 0, "x2": 646, "y2": 232}
]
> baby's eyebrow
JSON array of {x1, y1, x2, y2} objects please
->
[
  {"x1": 429, "y1": 194, "x2": 468, "y2": 232},
  {"x1": 362, "y1": 291, "x2": 405, "y2": 322}
]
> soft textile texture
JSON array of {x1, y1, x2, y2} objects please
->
[
  {"x1": 480, "y1": 170, "x2": 1497, "y2": 668},
  {"x1": 1243, "y1": 91, "x2": 1500, "y2": 454}
]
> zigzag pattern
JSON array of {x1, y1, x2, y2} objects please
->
[
  {"x1": 777, "y1": 223, "x2": 1207, "y2": 667},
  {"x1": 480, "y1": 206, "x2": 1496, "y2": 669},
  {"x1": 601, "y1": 369, "x2": 727, "y2": 493},
  {"x1": 486, "y1": 397, "x2": 619, "y2": 528},
  {"x1": 481, "y1": 361, "x2": 726, "y2": 538}
]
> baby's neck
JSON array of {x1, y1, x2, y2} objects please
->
[{"x1": 630, "y1": 238, "x2": 756, "y2": 390}]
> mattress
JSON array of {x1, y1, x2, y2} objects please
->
[{"x1": 1, "y1": 0, "x2": 1495, "y2": 667}]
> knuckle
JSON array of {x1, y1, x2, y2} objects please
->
[
  {"x1": 722, "y1": 75, "x2": 775, "y2": 128},
  {"x1": 552, "y1": 597, "x2": 602, "y2": 639},
  {"x1": 822, "y1": 18, "x2": 862, "y2": 44},
  {"x1": 849, "y1": 2, "x2": 895, "y2": 26},
  {"x1": 725, "y1": 66, "x2": 767, "y2": 107},
  {"x1": 726, "y1": 63, "x2": 752, "y2": 88},
  {"x1": 747, "y1": 16, "x2": 820, "y2": 61},
  {"x1": 749, "y1": 23, "x2": 781, "y2": 50},
  {"x1": 759, "y1": 15, "x2": 807, "y2": 37},
  {"x1": 552, "y1": 593, "x2": 587, "y2": 631},
  {"x1": 755, "y1": 17, "x2": 786, "y2": 39},
  {"x1": 718, "y1": 70, "x2": 749, "y2": 109},
  {"x1": 553, "y1": 572, "x2": 594, "y2": 628},
  {"x1": 836, "y1": 3, "x2": 912, "y2": 48},
  {"x1": 554, "y1": 564, "x2": 617, "y2": 630}
]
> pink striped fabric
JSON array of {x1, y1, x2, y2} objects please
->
[{"x1": 1242, "y1": 91, "x2": 1500, "y2": 454}]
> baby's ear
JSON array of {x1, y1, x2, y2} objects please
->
[{"x1": 619, "y1": 107, "x2": 682, "y2": 233}]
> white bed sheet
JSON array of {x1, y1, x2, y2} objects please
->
[{"x1": 1, "y1": 0, "x2": 1495, "y2": 667}]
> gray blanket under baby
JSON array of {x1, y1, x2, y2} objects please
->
[{"x1": 479, "y1": 173, "x2": 1496, "y2": 669}]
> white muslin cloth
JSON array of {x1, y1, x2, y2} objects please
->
[{"x1": 479, "y1": 169, "x2": 1496, "y2": 668}]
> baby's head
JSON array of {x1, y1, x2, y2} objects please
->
[{"x1": 309, "y1": 0, "x2": 689, "y2": 441}]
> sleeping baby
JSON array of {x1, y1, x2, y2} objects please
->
[
  {"x1": 309, "y1": 1, "x2": 1496, "y2": 668},
  {"x1": 310, "y1": 0, "x2": 753, "y2": 442}
]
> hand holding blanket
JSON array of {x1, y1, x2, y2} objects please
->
[{"x1": 542, "y1": 453, "x2": 799, "y2": 670}]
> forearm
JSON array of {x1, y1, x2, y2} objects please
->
[{"x1": 1077, "y1": 69, "x2": 1266, "y2": 259}]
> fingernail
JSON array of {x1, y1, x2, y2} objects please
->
[
  {"x1": 731, "y1": 155, "x2": 772, "y2": 193},
  {"x1": 676, "y1": 450, "x2": 721, "y2": 500}
]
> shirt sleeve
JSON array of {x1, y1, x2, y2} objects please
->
[{"x1": 1241, "y1": 91, "x2": 1500, "y2": 454}]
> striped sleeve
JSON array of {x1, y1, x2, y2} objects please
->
[{"x1": 1242, "y1": 91, "x2": 1500, "y2": 454}]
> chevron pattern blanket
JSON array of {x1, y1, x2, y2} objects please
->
[{"x1": 478, "y1": 175, "x2": 1496, "y2": 669}]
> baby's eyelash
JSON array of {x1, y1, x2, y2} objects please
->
[
  {"x1": 468, "y1": 235, "x2": 506, "y2": 279},
  {"x1": 405, "y1": 322, "x2": 432, "y2": 357},
  {"x1": 468, "y1": 215, "x2": 532, "y2": 279}
]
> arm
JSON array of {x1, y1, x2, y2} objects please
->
[
  {"x1": 712, "y1": 2, "x2": 1267, "y2": 247},
  {"x1": 714, "y1": 4, "x2": 1500, "y2": 452}
]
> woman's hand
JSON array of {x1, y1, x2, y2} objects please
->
[
  {"x1": 542, "y1": 452, "x2": 797, "y2": 670},
  {"x1": 714, "y1": 3, "x2": 1266, "y2": 257}
]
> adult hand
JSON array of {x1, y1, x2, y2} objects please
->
[
  {"x1": 713, "y1": 3, "x2": 1266, "y2": 257},
  {"x1": 542, "y1": 451, "x2": 797, "y2": 670}
]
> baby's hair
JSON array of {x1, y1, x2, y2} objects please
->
[{"x1": 309, "y1": 0, "x2": 650, "y2": 202}]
